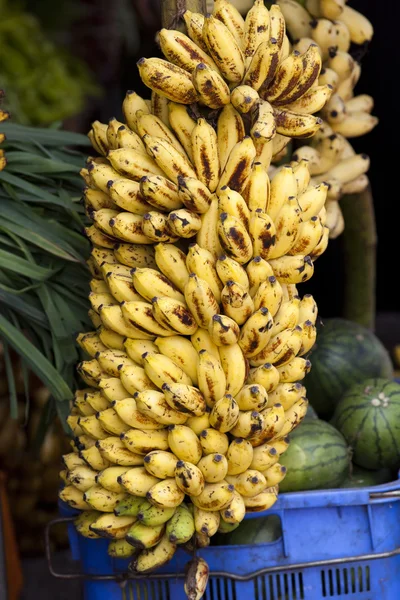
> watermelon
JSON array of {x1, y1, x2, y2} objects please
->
[
  {"x1": 304, "y1": 319, "x2": 393, "y2": 419},
  {"x1": 332, "y1": 378, "x2": 400, "y2": 470},
  {"x1": 279, "y1": 419, "x2": 350, "y2": 492},
  {"x1": 340, "y1": 465, "x2": 394, "y2": 488}
]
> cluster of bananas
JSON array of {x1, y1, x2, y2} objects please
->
[
  {"x1": 275, "y1": 0, "x2": 376, "y2": 235},
  {"x1": 60, "y1": 0, "x2": 330, "y2": 585}
]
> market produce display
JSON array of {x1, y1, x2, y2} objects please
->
[{"x1": 59, "y1": 0, "x2": 338, "y2": 584}]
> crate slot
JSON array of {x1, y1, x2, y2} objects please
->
[
  {"x1": 128, "y1": 579, "x2": 171, "y2": 600},
  {"x1": 253, "y1": 572, "x2": 304, "y2": 600},
  {"x1": 320, "y1": 565, "x2": 372, "y2": 596},
  {"x1": 204, "y1": 577, "x2": 236, "y2": 600}
]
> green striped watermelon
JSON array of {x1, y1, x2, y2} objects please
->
[
  {"x1": 279, "y1": 419, "x2": 350, "y2": 492},
  {"x1": 332, "y1": 378, "x2": 400, "y2": 470},
  {"x1": 304, "y1": 404, "x2": 318, "y2": 420},
  {"x1": 340, "y1": 465, "x2": 394, "y2": 488},
  {"x1": 304, "y1": 319, "x2": 393, "y2": 419}
]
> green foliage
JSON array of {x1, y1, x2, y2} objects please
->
[{"x1": 0, "y1": 121, "x2": 91, "y2": 427}]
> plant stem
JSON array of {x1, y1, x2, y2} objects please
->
[
  {"x1": 341, "y1": 185, "x2": 377, "y2": 330},
  {"x1": 161, "y1": 0, "x2": 207, "y2": 30}
]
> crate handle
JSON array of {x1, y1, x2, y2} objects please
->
[{"x1": 46, "y1": 517, "x2": 400, "y2": 582}]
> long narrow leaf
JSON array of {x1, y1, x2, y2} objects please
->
[
  {"x1": 1, "y1": 341, "x2": 18, "y2": 419},
  {"x1": 2, "y1": 122, "x2": 90, "y2": 147},
  {"x1": 0, "y1": 248, "x2": 55, "y2": 280},
  {"x1": 0, "y1": 313, "x2": 73, "y2": 403}
]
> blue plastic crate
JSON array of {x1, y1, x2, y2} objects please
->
[{"x1": 53, "y1": 477, "x2": 400, "y2": 600}]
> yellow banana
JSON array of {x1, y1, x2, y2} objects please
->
[
  {"x1": 191, "y1": 329, "x2": 220, "y2": 360},
  {"x1": 217, "y1": 104, "x2": 245, "y2": 171},
  {"x1": 208, "y1": 314, "x2": 240, "y2": 346},
  {"x1": 84, "y1": 225, "x2": 116, "y2": 249},
  {"x1": 142, "y1": 352, "x2": 192, "y2": 388},
  {"x1": 121, "y1": 300, "x2": 175, "y2": 337},
  {"x1": 177, "y1": 176, "x2": 213, "y2": 214},
  {"x1": 199, "y1": 429, "x2": 229, "y2": 456},
  {"x1": 175, "y1": 461, "x2": 205, "y2": 496},
  {"x1": 217, "y1": 186, "x2": 250, "y2": 230},
  {"x1": 151, "y1": 91, "x2": 170, "y2": 127},
  {"x1": 197, "y1": 349, "x2": 226, "y2": 407},
  {"x1": 262, "y1": 463, "x2": 287, "y2": 487},
  {"x1": 159, "y1": 28, "x2": 218, "y2": 73},
  {"x1": 239, "y1": 307, "x2": 274, "y2": 358},
  {"x1": 124, "y1": 339, "x2": 158, "y2": 365},
  {"x1": 184, "y1": 273, "x2": 219, "y2": 329},
  {"x1": 192, "y1": 63, "x2": 231, "y2": 109},
  {"x1": 143, "y1": 134, "x2": 197, "y2": 184},
  {"x1": 217, "y1": 136, "x2": 256, "y2": 195},
  {"x1": 90, "y1": 121, "x2": 109, "y2": 155},
  {"x1": 121, "y1": 429, "x2": 169, "y2": 455},
  {"x1": 216, "y1": 255, "x2": 249, "y2": 291},
  {"x1": 250, "y1": 442, "x2": 280, "y2": 471},
  {"x1": 77, "y1": 332, "x2": 107, "y2": 358},
  {"x1": 136, "y1": 111, "x2": 187, "y2": 160},
  {"x1": 119, "y1": 467, "x2": 161, "y2": 497},
  {"x1": 194, "y1": 506, "x2": 220, "y2": 536},
  {"x1": 167, "y1": 208, "x2": 202, "y2": 238},
  {"x1": 249, "y1": 404, "x2": 286, "y2": 445},
  {"x1": 154, "y1": 243, "x2": 189, "y2": 293},
  {"x1": 276, "y1": 356, "x2": 312, "y2": 383},
  {"x1": 249, "y1": 209, "x2": 276, "y2": 259},
  {"x1": 265, "y1": 51, "x2": 303, "y2": 104},
  {"x1": 196, "y1": 197, "x2": 224, "y2": 259},
  {"x1": 113, "y1": 397, "x2": 165, "y2": 430},
  {"x1": 226, "y1": 438, "x2": 253, "y2": 475},
  {"x1": 144, "y1": 451, "x2": 178, "y2": 479},
  {"x1": 190, "y1": 481, "x2": 235, "y2": 511},
  {"x1": 131, "y1": 534, "x2": 177, "y2": 573},
  {"x1": 59, "y1": 486, "x2": 92, "y2": 510},
  {"x1": 219, "y1": 343, "x2": 247, "y2": 397},
  {"x1": 269, "y1": 254, "x2": 314, "y2": 284},
  {"x1": 155, "y1": 336, "x2": 199, "y2": 385},
  {"x1": 213, "y1": 0, "x2": 245, "y2": 47},
  {"x1": 108, "y1": 148, "x2": 164, "y2": 181},
  {"x1": 109, "y1": 212, "x2": 153, "y2": 244},
  {"x1": 243, "y1": 0, "x2": 270, "y2": 67},
  {"x1": 218, "y1": 212, "x2": 253, "y2": 264},
  {"x1": 285, "y1": 84, "x2": 332, "y2": 115},
  {"x1": 203, "y1": 15, "x2": 245, "y2": 83},
  {"x1": 268, "y1": 197, "x2": 302, "y2": 259},
  {"x1": 186, "y1": 244, "x2": 222, "y2": 303},
  {"x1": 253, "y1": 276, "x2": 283, "y2": 316},
  {"x1": 243, "y1": 488, "x2": 278, "y2": 512},
  {"x1": 221, "y1": 280, "x2": 254, "y2": 325},
  {"x1": 67, "y1": 465, "x2": 97, "y2": 492},
  {"x1": 289, "y1": 216, "x2": 324, "y2": 256},
  {"x1": 83, "y1": 485, "x2": 126, "y2": 512},
  {"x1": 132, "y1": 267, "x2": 185, "y2": 303},
  {"x1": 268, "y1": 382, "x2": 306, "y2": 410},
  {"x1": 88, "y1": 162, "x2": 121, "y2": 194},
  {"x1": 197, "y1": 453, "x2": 229, "y2": 483},
  {"x1": 235, "y1": 384, "x2": 269, "y2": 412},
  {"x1": 96, "y1": 437, "x2": 144, "y2": 466},
  {"x1": 243, "y1": 162, "x2": 270, "y2": 213},
  {"x1": 167, "y1": 425, "x2": 202, "y2": 464},
  {"x1": 162, "y1": 383, "x2": 206, "y2": 417},
  {"x1": 186, "y1": 412, "x2": 211, "y2": 436},
  {"x1": 119, "y1": 364, "x2": 157, "y2": 395},
  {"x1": 137, "y1": 57, "x2": 198, "y2": 104},
  {"x1": 221, "y1": 490, "x2": 246, "y2": 525},
  {"x1": 122, "y1": 91, "x2": 149, "y2": 132},
  {"x1": 278, "y1": 397, "x2": 308, "y2": 437},
  {"x1": 74, "y1": 510, "x2": 102, "y2": 539},
  {"x1": 183, "y1": 11, "x2": 208, "y2": 52},
  {"x1": 97, "y1": 408, "x2": 130, "y2": 436},
  {"x1": 247, "y1": 363, "x2": 280, "y2": 393},
  {"x1": 114, "y1": 243, "x2": 156, "y2": 269},
  {"x1": 297, "y1": 183, "x2": 328, "y2": 220},
  {"x1": 126, "y1": 522, "x2": 165, "y2": 550},
  {"x1": 225, "y1": 469, "x2": 267, "y2": 497},
  {"x1": 299, "y1": 320, "x2": 317, "y2": 355},
  {"x1": 244, "y1": 39, "x2": 280, "y2": 92},
  {"x1": 96, "y1": 466, "x2": 131, "y2": 494},
  {"x1": 231, "y1": 85, "x2": 259, "y2": 114},
  {"x1": 249, "y1": 325, "x2": 303, "y2": 367},
  {"x1": 152, "y1": 296, "x2": 198, "y2": 336},
  {"x1": 273, "y1": 107, "x2": 322, "y2": 138},
  {"x1": 168, "y1": 102, "x2": 197, "y2": 162},
  {"x1": 209, "y1": 394, "x2": 240, "y2": 433},
  {"x1": 133, "y1": 389, "x2": 188, "y2": 425},
  {"x1": 246, "y1": 256, "x2": 274, "y2": 297},
  {"x1": 276, "y1": 44, "x2": 322, "y2": 106},
  {"x1": 191, "y1": 118, "x2": 220, "y2": 192},
  {"x1": 116, "y1": 125, "x2": 147, "y2": 154}
]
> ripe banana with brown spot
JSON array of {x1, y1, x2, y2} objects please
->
[
  {"x1": 203, "y1": 15, "x2": 245, "y2": 83},
  {"x1": 137, "y1": 57, "x2": 198, "y2": 104},
  {"x1": 217, "y1": 104, "x2": 245, "y2": 172},
  {"x1": 192, "y1": 63, "x2": 231, "y2": 110}
]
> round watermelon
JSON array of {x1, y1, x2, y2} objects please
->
[
  {"x1": 304, "y1": 319, "x2": 393, "y2": 419},
  {"x1": 279, "y1": 419, "x2": 350, "y2": 492},
  {"x1": 332, "y1": 378, "x2": 400, "y2": 470},
  {"x1": 340, "y1": 465, "x2": 393, "y2": 488}
]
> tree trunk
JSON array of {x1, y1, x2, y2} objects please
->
[
  {"x1": 341, "y1": 185, "x2": 377, "y2": 330},
  {"x1": 161, "y1": 0, "x2": 206, "y2": 30}
]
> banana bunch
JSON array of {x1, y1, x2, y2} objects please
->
[
  {"x1": 291, "y1": 123, "x2": 370, "y2": 238},
  {"x1": 277, "y1": 0, "x2": 377, "y2": 139},
  {"x1": 61, "y1": 0, "x2": 330, "y2": 589}
]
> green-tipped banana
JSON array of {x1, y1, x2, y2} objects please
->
[{"x1": 166, "y1": 505, "x2": 195, "y2": 544}]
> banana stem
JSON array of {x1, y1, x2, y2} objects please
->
[
  {"x1": 341, "y1": 185, "x2": 377, "y2": 330},
  {"x1": 162, "y1": 0, "x2": 207, "y2": 30}
]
